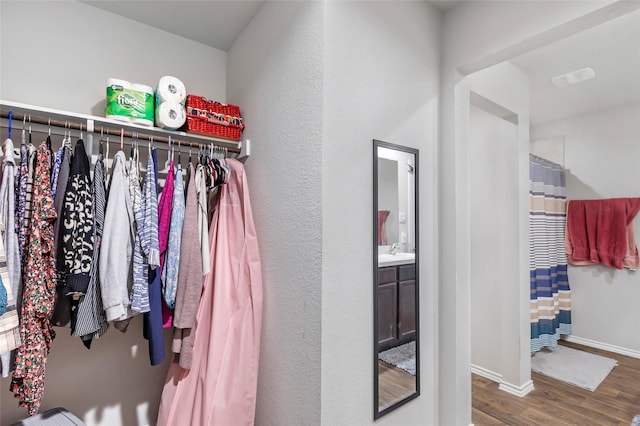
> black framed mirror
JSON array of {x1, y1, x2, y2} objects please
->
[{"x1": 373, "y1": 139, "x2": 419, "y2": 419}]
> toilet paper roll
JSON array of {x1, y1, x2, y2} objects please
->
[
  {"x1": 131, "y1": 83, "x2": 155, "y2": 127},
  {"x1": 156, "y1": 76, "x2": 187, "y2": 104},
  {"x1": 155, "y1": 101, "x2": 186, "y2": 130},
  {"x1": 106, "y1": 78, "x2": 133, "y2": 123}
]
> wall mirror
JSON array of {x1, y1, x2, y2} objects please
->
[{"x1": 373, "y1": 139, "x2": 419, "y2": 419}]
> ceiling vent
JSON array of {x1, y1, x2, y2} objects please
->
[{"x1": 551, "y1": 67, "x2": 596, "y2": 87}]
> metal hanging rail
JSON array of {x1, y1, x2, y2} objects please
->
[{"x1": 0, "y1": 100, "x2": 250, "y2": 158}]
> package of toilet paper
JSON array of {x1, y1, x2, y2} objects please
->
[{"x1": 106, "y1": 78, "x2": 154, "y2": 125}]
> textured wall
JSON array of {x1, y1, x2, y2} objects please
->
[
  {"x1": 322, "y1": 2, "x2": 440, "y2": 424},
  {"x1": 227, "y1": 2, "x2": 324, "y2": 425},
  {"x1": 0, "y1": 2, "x2": 226, "y2": 425}
]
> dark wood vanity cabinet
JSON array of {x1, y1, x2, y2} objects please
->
[{"x1": 377, "y1": 263, "x2": 416, "y2": 351}]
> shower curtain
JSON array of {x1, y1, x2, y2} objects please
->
[{"x1": 529, "y1": 154, "x2": 571, "y2": 353}]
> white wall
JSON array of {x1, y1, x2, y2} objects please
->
[
  {"x1": 323, "y1": 1, "x2": 440, "y2": 425},
  {"x1": 532, "y1": 103, "x2": 640, "y2": 355},
  {"x1": 0, "y1": 2, "x2": 226, "y2": 425},
  {"x1": 227, "y1": 2, "x2": 324, "y2": 425},
  {"x1": 440, "y1": 2, "x2": 616, "y2": 423},
  {"x1": 469, "y1": 105, "x2": 519, "y2": 379}
]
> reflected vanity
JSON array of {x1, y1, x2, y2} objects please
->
[{"x1": 373, "y1": 139, "x2": 419, "y2": 419}]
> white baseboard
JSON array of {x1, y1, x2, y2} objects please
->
[
  {"x1": 499, "y1": 379, "x2": 535, "y2": 397},
  {"x1": 565, "y1": 335, "x2": 640, "y2": 359},
  {"x1": 470, "y1": 364, "x2": 502, "y2": 383},
  {"x1": 471, "y1": 364, "x2": 534, "y2": 397}
]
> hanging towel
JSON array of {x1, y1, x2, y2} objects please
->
[
  {"x1": 378, "y1": 210, "x2": 390, "y2": 245},
  {"x1": 566, "y1": 198, "x2": 640, "y2": 269}
]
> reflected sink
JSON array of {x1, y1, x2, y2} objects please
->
[{"x1": 378, "y1": 252, "x2": 415, "y2": 267}]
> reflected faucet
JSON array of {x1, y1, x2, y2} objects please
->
[{"x1": 387, "y1": 243, "x2": 400, "y2": 255}]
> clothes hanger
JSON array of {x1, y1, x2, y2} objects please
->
[
  {"x1": 99, "y1": 127, "x2": 104, "y2": 156},
  {"x1": 21, "y1": 115, "x2": 26, "y2": 147},
  {"x1": 6, "y1": 110, "x2": 12, "y2": 141}
]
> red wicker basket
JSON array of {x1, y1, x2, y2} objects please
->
[{"x1": 183, "y1": 95, "x2": 244, "y2": 140}]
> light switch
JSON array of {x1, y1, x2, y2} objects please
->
[
  {"x1": 399, "y1": 212, "x2": 406, "y2": 223},
  {"x1": 401, "y1": 232, "x2": 407, "y2": 243}
]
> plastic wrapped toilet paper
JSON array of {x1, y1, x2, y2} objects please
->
[
  {"x1": 156, "y1": 76, "x2": 187, "y2": 104},
  {"x1": 131, "y1": 83, "x2": 155, "y2": 127},
  {"x1": 106, "y1": 79, "x2": 154, "y2": 125},
  {"x1": 155, "y1": 101, "x2": 186, "y2": 130},
  {"x1": 106, "y1": 78, "x2": 133, "y2": 123}
]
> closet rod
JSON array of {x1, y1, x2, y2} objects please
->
[{"x1": 0, "y1": 110, "x2": 241, "y2": 154}]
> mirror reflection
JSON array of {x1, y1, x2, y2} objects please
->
[{"x1": 374, "y1": 140, "x2": 419, "y2": 418}]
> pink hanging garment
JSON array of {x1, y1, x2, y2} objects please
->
[{"x1": 157, "y1": 158, "x2": 263, "y2": 426}]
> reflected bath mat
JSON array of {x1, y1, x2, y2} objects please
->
[
  {"x1": 378, "y1": 341, "x2": 416, "y2": 376},
  {"x1": 531, "y1": 345, "x2": 617, "y2": 391}
]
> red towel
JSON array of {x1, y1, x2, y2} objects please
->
[
  {"x1": 378, "y1": 210, "x2": 390, "y2": 245},
  {"x1": 566, "y1": 198, "x2": 640, "y2": 269}
]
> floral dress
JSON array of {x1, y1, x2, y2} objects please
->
[{"x1": 10, "y1": 142, "x2": 57, "y2": 416}]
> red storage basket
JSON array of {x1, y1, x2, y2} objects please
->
[{"x1": 183, "y1": 95, "x2": 244, "y2": 141}]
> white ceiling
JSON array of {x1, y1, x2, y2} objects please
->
[
  {"x1": 83, "y1": 1, "x2": 265, "y2": 51},
  {"x1": 511, "y1": 9, "x2": 640, "y2": 126},
  {"x1": 83, "y1": 1, "x2": 639, "y2": 127}
]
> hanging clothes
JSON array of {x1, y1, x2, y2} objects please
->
[
  {"x1": 158, "y1": 159, "x2": 263, "y2": 426},
  {"x1": 0, "y1": 137, "x2": 21, "y2": 299},
  {"x1": 50, "y1": 143, "x2": 73, "y2": 328},
  {"x1": 73, "y1": 153, "x2": 108, "y2": 348},
  {"x1": 10, "y1": 142, "x2": 57, "y2": 416},
  {"x1": 99, "y1": 151, "x2": 135, "y2": 325},
  {"x1": 529, "y1": 155, "x2": 572, "y2": 353},
  {"x1": 14, "y1": 136, "x2": 28, "y2": 262},
  {"x1": 196, "y1": 164, "x2": 211, "y2": 277},
  {"x1": 20, "y1": 143, "x2": 37, "y2": 258},
  {"x1": 50, "y1": 145, "x2": 64, "y2": 199},
  {"x1": 158, "y1": 159, "x2": 175, "y2": 328},
  {"x1": 162, "y1": 163, "x2": 185, "y2": 310},
  {"x1": 143, "y1": 147, "x2": 165, "y2": 366},
  {"x1": 130, "y1": 150, "x2": 151, "y2": 314},
  {"x1": 0, "y1": 206, "x2": 21, "y2": 378},
  {"x1": 170, "y1": 162, "x2": 202, "y2": 369},
  {"x1": 62, "y1": 140, "x2": 94, "y2": 296}
]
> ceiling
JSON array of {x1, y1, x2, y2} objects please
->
[
  {"x1": 510, "y1": 8, "x2": 640, "y2": 126},
  {"x1": 83, "y1": 1, "x2": 265, "y2": 51},
  {"x1": 83, "y1": 1, "x2": 639, "y2": 127}
]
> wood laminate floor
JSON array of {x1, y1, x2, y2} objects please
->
[
  {"x1": 473, "y1": 340, "x2": 640, "y2": 425},
  {"x1": 378, "y1": 361, "x2": 417, "y2": 411}
]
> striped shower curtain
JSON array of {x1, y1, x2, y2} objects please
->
[{"x1": 529, "y1": 154, "x2": 572, "y2": 353}]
